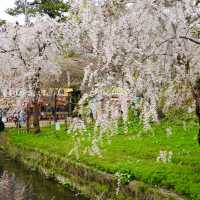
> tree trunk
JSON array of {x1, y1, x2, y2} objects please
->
[
  {"x1": 184, "y1": 60, "x2": 200, "y2": 145},
  {"x1": 33, "y1": 98, "x2": 40, "y2": 134},
  {"x1": 26, "y1": 115, "x2": 30, "y2": 133},
  {"x1": 68, "y1": 96, "x2": 72, "y2": 116},
  {"x1": 54, "y1": 94, "x2": 57, "y2": 122},
  {"x1": 26, "y1": 106, "x2": 30, "y2": 133},
  {"x1": 192, "y1": 78, "x2": 200, "y2": 145},
  {"x1": 31, "y1": 66, "x2": 41, "y2": 134},
  {"x1": 195, "y1": 97, "x2": 200, "y2": 144},
  {"x1": 196, "y1": 99, "x2": 200, "y2": 123}
]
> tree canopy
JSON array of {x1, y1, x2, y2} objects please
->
[{"x1": 6, "y1": 0, "x2": 70, "y2": 19}]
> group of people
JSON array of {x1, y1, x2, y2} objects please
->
[
  {"x1": 12, "y1": 111, "x2": 26, "y2": 128},
  {"x1": 0, "y1": 110, "x2": 26, "y2": 130}
]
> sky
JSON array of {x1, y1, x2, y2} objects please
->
[{"x1": 0, "y1": 0, "x2": 24, "y2": 24}]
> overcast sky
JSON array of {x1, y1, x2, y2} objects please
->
[{"x1": 0, "y1": 0, "x2": 24, "y2": 23}]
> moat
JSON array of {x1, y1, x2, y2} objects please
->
[{"x1": 0, "y1": 151, "x2": 88, "y2": 200}]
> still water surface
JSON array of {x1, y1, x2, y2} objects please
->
[{"x1": 0, "y1": 151, "x2": 88, "y2": 200}]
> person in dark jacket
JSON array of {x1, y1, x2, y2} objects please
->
[{"x1": 0, "y1": 117, "x2": 5, "y2": 132}]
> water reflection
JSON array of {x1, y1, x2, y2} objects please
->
[
  {"x1": 0, "y1": 170, "x2": 31, "y2": 200},
  {"x1": 0, "y1": 152, "x2": 88, "y2": 200}
]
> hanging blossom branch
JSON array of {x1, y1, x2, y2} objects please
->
[
  {"x1": 0, "y1": 16, "x2": 71, "y2": 133},
  {"x1": 70, "y1": 0, "x2": 200, "y2": 130}
]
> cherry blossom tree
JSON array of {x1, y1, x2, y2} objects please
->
[
  {"x1": 71, "y1": 0, "x2": 200, "y2": 134},
  {"x1": 0, "y1": 17, "x2": 68, "y2": 133}
]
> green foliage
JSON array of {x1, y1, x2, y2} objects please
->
[
  {"x1": 92, "y1": 183, "x2": 109, "y2": 193},
  {"x1": 6, "y1": 0, "x2": 70, "y2": 19},
  {"x1": 0, "y1": 19, "x2": 6, "y2": 26},
  {"x1": 103, "y1": 87, "x2": 128, "y2": 94},
  {"x1": 6, "y1": 111, "x2": 200, "y2": 199},
  {"x1": 116, "y1": 170, "x2": 135, "y2": 184},
  {"x1": 63, "y1": 180, "x2": 72, "y2": 188}
]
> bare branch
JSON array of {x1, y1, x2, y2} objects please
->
[{"x1": 180, "y1": 36, "x2": 200, "y2": 45}]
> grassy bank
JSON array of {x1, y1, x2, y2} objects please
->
[{"x1": 4, "y1": 111, "x2": 200, "y2": 199}]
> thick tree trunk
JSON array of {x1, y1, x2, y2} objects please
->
[
  {"x1": 196, "y1": 99, "x2": 200, "y2": 123},
  {"x1": 31, "y1": 67, "x2": 41, "y2": 133},
  {"x1": 33, "y1": 98, "x2": 40, "y2": 134},
  {"x1": 192, "y1": 78, "x2": 200, "y2": 145},
  {"x1": 195, "y1": 97, "x2": 200, "y2": 144},
  {"x1": 184, "y1": 60, "x2": 200, "y2": 144}
]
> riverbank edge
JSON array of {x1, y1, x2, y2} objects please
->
[{"x1": 0, "y1": 134, "x2": 184, "y2": 200}]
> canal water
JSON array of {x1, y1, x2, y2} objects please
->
[{"x1": 0, "y1": 151, "x2": 88, "y2": 200}]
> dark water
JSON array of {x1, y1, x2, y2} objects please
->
[{"x1": 0, "y1": 151, "x2": 88, "y2": 200}]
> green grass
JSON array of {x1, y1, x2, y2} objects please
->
[{"x1": 6, "y1": 110, "x2": 200, "y2": 199}]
